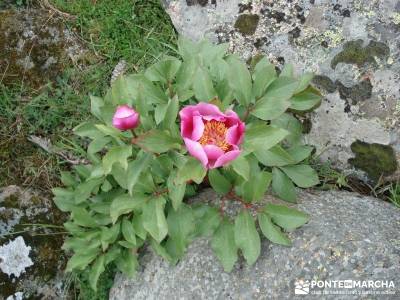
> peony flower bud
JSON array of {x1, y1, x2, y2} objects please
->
[{"x1": 112, "y1": 105, "x2": 140, "y2": 131}]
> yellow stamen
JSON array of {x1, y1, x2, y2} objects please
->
[{"x1": 198, "y1": 120, "x2": 231, "y2": 152}]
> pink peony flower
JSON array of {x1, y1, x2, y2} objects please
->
[
  {"x1": 112, "y1": 105, "x2": 140, "y2": 131},
  {"x1": 179, "y1": 103, "x2": 245, "y2": 169}
]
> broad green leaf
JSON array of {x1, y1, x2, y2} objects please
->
[
  {"x1": 95, "y1": 124, "x2": 122, "y2": 139},
  {"x1": 234, "y1": 210, "x2": 260, "y2": 265},
  {"x1": 127, "y1": 152, "x2": 152, "y2": 194},
  {"x1": 252, "y1": 93, "x2": 291, "y2": 121},
  {"x1": 53, "y1": 188, "x2": 76, "y2": 212},
  {"x1": 287, "y1": 145, "x2": 314, "y2": 164},
  {"x1": 280, "y1": 165, "x2": 319, "y2": 188},
  {"x1": 110, "y1": 75, "x2": 137, "y2": 106},
  {"x1": 176, "y1": 57, "x2": 198, "y2": 95},
  {"x1": 122, "y1": 217, "x2": 137, "y2": 245},
  {"x1": 264, "y1": 203, "x2": 310, "y2": 230},
  {"x1": 193, "y1": 67, "x2": 217, "y2": 101},
  {"x1": 145, "y1": 57, "x2": 182, "y2": 83},
  {"x1": 102, "y1": 145, "x2": 132, "y2": 174},
  {"x1": 167, "y1": 171, "x2": 186, "y2": 210},
  {"x1": 162, "y1": 97, "x2": 179, "y2": 130},
  {"x1": 241, "y1": 171, "x2": 272, "y2": 202},
  {"x1": 135, "y1": 130, "x2": 181, "y2": 153},
  {"x1": 216, "y1": 79, "x2": 234, "y2": 108},
  {"x1": 60, "y1": 171, "x2": 77, "y2": 187},
  {"x1": 66, "y1": 247, "x2": 100, "y2": 272},
  {"x1": 149, "y1": 238, "x2": 173, "y2": 263},
  {"x1": 90, "y1": 95, "x2": 104, "y2": 121},
  {"x1": 280, "y1": 64, "x2": 294, "y2": 77},
  {"x1": 74, "y1": 177, "x2": 103, "y2": 204},
  {"x1": 89, "y1": 255, "x2": 105, "y2": 291},
  {"x1": 132, "y1": 213, "x2": 147, "y2": 240},
  {"x1": 88, "y1": 137, "x2": 112, "y2": 155},
  {"x1": 264, "y1": 76, "x2": 298, "y2": 100},
  {"x1": 294, "y1": 72, "x2": 314, "y2": 93},
  {"x1": 258, "y1": 213, "x2": 291, "y2": 246},
  {"x1": 74, "y1": 165, "x2": 92, "y2": 180},
  {"x1": 167, "y1": 204, "x2": 195, "y2": 257},
  {"x1": 231, "y1": 155, "x2": 250, "y2": 181},
  {"x1": 227, "y1": 55, "x2": 252, "y2": 106},
  {"x1": 110, "y1": 194, "x2": 147, "y2": 223},
  {"x1": 110, "y1": 164, "x2": 128, "y2": 189},
  {"x1": 176, "y1": 157, "x2": 206, "y2": 184},
  {"x1": 211, "y1": 219, "x2": 238, "y2": 272},
  {"x1": 177, "y1": 36, "x2": 198, "y2": 60},
  {"x1": 104, "y1": 246, "x2": 121, "y2": 265},
  {"x1": 272, "y1": 167, "x2": 297, "y2": 203},
  {"x1": 208, "y1": 169, "x2": 231, "y2": 195},
  {"x1": 252, "y1": 57, "x2": 277, "y2": 99},
  {"x1": 74, "y1": 122, "x2": 104, "y2": 139},
  {"x1": 193, "y1": 205, "x2": 221, "y2": 237},
  {"x1": 115, "y1": 249, "x2": 138, "y2": 278},
  {"x1": 142, "y1": 196, "x2": 168, "y2": 242},
  {"x1": 271, "y1": 113, "x2": 303, "y2": 146},
  {"x1": 255, "y1": 145, "x2": 294, "y2": 167},
  {"x1": 71, "y1": 207, "x2": 97, "y2": 228},
  {"x1": 244, "y1": 123, "x2": 289, "y2": 152},
  {"x1": 100, "y1": 223, "x2": 120, "y2": 249},
  {"x1": 154, "y1": 103, "x2": 168, "y2": 125},
  {"x1": 290, "y1": 87, "x2": 321, "y2": 111}
]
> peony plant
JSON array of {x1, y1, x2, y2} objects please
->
[{"x1": 53, "y1": 37, "x2": 321, "y2": 290}]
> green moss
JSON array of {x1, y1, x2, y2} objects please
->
[
  {"x1": 348, "y1": 140, "x2": 398, "y2": 180},
  {"x1": 331, "y1": 39, "x2": 390, "y2": 69},
  {"x1": 337, "y1": 79, "x2": 372, "y2": 104},
  {"x1": 234, "y1": 14, "x2": 260, "y2": 36},
  {"x1": 312, "y1": 75, "x2": 337, "y2": 93}
]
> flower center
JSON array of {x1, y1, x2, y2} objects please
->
[{"x1": 198, "y1": 120, "x2": 231, "y2": 152}]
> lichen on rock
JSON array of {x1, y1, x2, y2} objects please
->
[{"x1": 0, "y1": 236, "x2": 33, "y2": 278}]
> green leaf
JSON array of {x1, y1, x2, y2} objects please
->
[
  {"x1": 258, "y1": 213, "x2": 291, "y2": 246},
  {"x1": 115, "y1": 249, "x2": 138, "y2": 278},
  {"x1": 280, "y1": 165, "x2": 319, "y2": 188},
  {"x1": 110, "y1": 75, "x2": 137, "y2": 106},
  {"x1": 264, "y1": 203, "x2": 310, "y2": 230},
  {"x1": 193, "y1": 205, "x2": 221, "y2": 237},
  {"x1": 290, "y1": 87, "x2": 321, "y2": 111},
  {"x1": 110, "y1": 194, "x2": 146, "y2": 223},
  {"x1": 192, "y1": 67, "x2": 217, "y2": 101},
  {"x1": 71, "y1": 207, "x2": 98, "y2": 228},
  {"x1": 255, "y1": 145, "x2": 294, "y2": 167},
  {"x1": 89, "y1": 255, "x2": 105, "y2": 291},
  {"x1": 234, "y1": 210, "x2": 260, "y2": 265},
  {"x1": 95, "y1": 124, "x2": 122, "y2": 138},
  {"x1": 122, "y1": 217, "x2": 137, "y2": 245},
  {"x1": 167, "y1": 204, "x2": 195, "y2": 257},
  {"x1": 149, "y1": 238, "x2": 173, "y2": 263},
  {"x1": 211, "y1": 219, "x2": 238, "y2": 272},
  {"x1": 90, "y1": 95, "x2": 104, "y2": 121},
  {"x1": 132, "y1": 213, "x2": 147, "y2": 240},
  {"x1": 53, "y1": 188, "x2": 75, "y2": 212},
  {"x1": 241, "y1": 171, "x2": 272, "y2": 202},
  {"x1": 154, "y1": 103, "x2": 168, "y2": 125},
  {"x1": 252, "y1": 57, "x2": 277, "y2": 99},
  {"x1": 227, "y1": 56, "x2": 252, "y2": 106},
  {"x1": 167, "y1": 171, "x2": 186, "y2": 211},
  {"x1": 287, "y1": 145, "x2": 314, "y2": 164},
  {"x1": 231, "y1": 155, "x2": 250, "y2": 180},
  {"x1": 145, "y1": 57, "x2": 182, "y2": 83},
  {"x1": 74, "y1": 122, "x2": 104, "y2": 139},
  {"x1": 135, "y1": 130, "x2": 181, "y2": 153},
  {"x1": 271, "y1": 113, "x2": 303, "y2": 146},
  {"x1": 176, "y1": 157, "x2": 206, "y2": 184},
  {"x1": 60, "y1": 171, "x2": 77, "y2": 187},
  {"x1": 162, "y1": 97, "x2": 179, "y2": 130},
  {"x1": 126, "y1": 152, "x2": 152, "y2": 195},
  {"x1": 142, "y1": 196, "x2": 168, "y2": 242},
  {"x1": 244, "y1": 123, "x2": 289, "y2": 152},
  {"x1": 208, "y1": 169, "x2": 232, "y2": 195},
  {"x1": 272, "y1": 167, "x2": 297, "y2": 203},
  {"x1": 294, "y1": 72, "x2": 314, "y2": 93},
  {"x1": 88, "y1": 136, "x2": 112, "y2": 155},
  {"x1": 280, "y1": 64, "x2": 294, "y2": 77},
  {"x1": 102, "y1": 145, "x2": 132, "y2": 174},
  {"x1": 252, "y1": 77, "x2": 298, "y2": 120},
  {"x1": 74, "y1": 177, "x2": 104, "y2": 204},
  {"x1": 66, "y1": 247, "x2": 100, "y2": 272}
]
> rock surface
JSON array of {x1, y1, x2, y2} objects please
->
[
  {"x1": 110, "y1": 189, "x2": 400, "y2": 299},
  {"x1": 0, "y1": 8, "x2": 85, "y2": 88},
  {"x1": 0, "y1": 186, "x2": 68, "y2": 299},
  {"x1": 162, "y1": 0, "x2": 400, "y2": 181}
]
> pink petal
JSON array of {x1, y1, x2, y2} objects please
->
[
  {"x1": 210, "y1": 150, "x2": 241, "y2": 169},
  {"x1": 114, "y1": 105, "x2": 136, "y2": 118},
  {"x1": 112, "y1": 105, "x2": 139, "y2": 131},
  {"x1": 195, "y1": 102, "x2": 224, "y2": 117},
  {"x1": 226, "y1": 124, "x2": 239, "y2": 145},
  {"x1": 183, "y1": 138, "x2": 208, "y2": 168},
  {"x1": 203, "y1": 145, "x2": 224, "y2": 160},
  {"x1": 192, "y1": 116, "x2": 204, "y2": 141}
]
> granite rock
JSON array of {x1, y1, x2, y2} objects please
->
[
  {"x1": 110, "y1": 189, "x2": 400, "y2": 300},
  {"x1": 162, "y1": 0, "x2": 400, "y2": 181}
]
